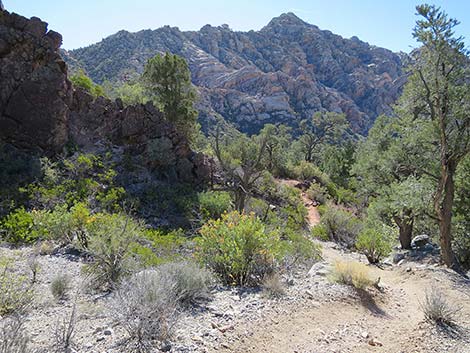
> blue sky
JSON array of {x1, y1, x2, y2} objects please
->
[{"x1": 5, "y1": 0, "x2": 470, "y2": 52}]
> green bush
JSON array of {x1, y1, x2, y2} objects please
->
[
  {"x1": 0, "y1": 259, "x2": 34, "y2": 315},
  {"x1": 26, "y1": 154, "x2": 124, "y2": 212},
  {"x1": 318, "y1": 206, "x2": 362, "y2": 247},
  {"x1": 70, "y1": 70, "x2": 105, "y2": 98},
  {"x1": 306, "y1": 183, "x2": 328, "y2": 204},
  {"x1": 1, "y1": 208, "x2": 38, "y2": 244},
  {"x1": 83, "y1": 213, "x2": 142, "y2": 290},
  {"x1": 288, "y1": 161, "x2": 330, "y2": 185},
  {"x1": 311, "y1": 224, "x2": 329, "y2": 241},
  {"x1": 356, "y1": 226, "x2": 393, "y2": 264},
  {"x1": 198, "y1": 191, "x2": 232, "y2": 221},
  {"x1": 197, "y1": 211, "x2": 282, "y2": 286},
  {"x1": 50, "y1": 273, "x2": 71, "y2": 300}
]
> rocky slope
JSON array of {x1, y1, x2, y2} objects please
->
[
  {"x1": 0, "y1": 8, "x2": 209, "y2": 182},
  {"x1": 65, "y1": 13, "x2": 407, "y2": 133}
]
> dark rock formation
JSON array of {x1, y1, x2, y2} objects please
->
[
  {"x1": 0, "y1": 9, "x2": 209, "y2": 182},
  {"x1": 0, "y1": 11, "x2": 72, "y2": 153},
  {"x1": 65, "y1": 12, "x2": 407, "y2": 134}
]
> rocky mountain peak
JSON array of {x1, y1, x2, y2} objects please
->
[{"x1": 65, "y1": 13, "x2": 406, "y2": 134}]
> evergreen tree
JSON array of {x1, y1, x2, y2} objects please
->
[{"x1": 143, "y1": 52, "x2": 198, "y2": 140}]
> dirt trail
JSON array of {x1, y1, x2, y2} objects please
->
[
  {"x1": 277, "y1": 178, "x2": 320, "y2": 226},
  {"x1": 213, "y1": 180, "x2": 470, "y2": 353}
]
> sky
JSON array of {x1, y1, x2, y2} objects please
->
[{"x1": 4, "y1": 0, "x2": 470, "y2": 52}]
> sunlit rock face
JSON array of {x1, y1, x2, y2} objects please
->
[{"x1": 65, "y1": 12, "x2": 406, "y2": 134}]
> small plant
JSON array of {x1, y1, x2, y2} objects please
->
[
  {"x1": 83, "y1": 213, "x2": 142, "y2": 290},
  {"x1": 262, "y1": 273, "x2": 285, "y2": 298},
  {"x1": 52, "y1": 302, "x2": 77, "y2": 353},
  {"x1": 330, "y1": 261, "x2": 372, "y2": 290},
  {"x1": 0, "y1": 208, "x2": 38, "y2": 244},
  {"x1": 0, "y1": 314, "x2": 32, "y2": 353},
  {"x1": 110, "y1": 271, "x2": 179, "y2": 352},
  {"x1": 27, "y1": 256, "x2": 41, "y2": 284},
  {"x1": 197, "y1": 211, "x2": 282, "y2": 286},
  {"x1": 198, "y1": 191, "x2": 232, "y2": 221},
  {"x1": 50, "y1": 273, "x2": 71, "y2": 300},
  {"x1": 0, "y1": 260, "x2": 34, "y2": 315},
  {"x1": 420, "y1": 287, "x2": 460, "y2": 326},
  {"x1": 356, "y1": 227, "x2": 393, "y2": 264},
  {"x1": 157, "y1": 261, "x2": 214, "y2": 305},
  {"x1": 311, "y1": 224, "x2": 329, "y2": 241}
]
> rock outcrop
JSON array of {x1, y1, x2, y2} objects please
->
[
  {"x1": 0, "y1": 9, "x2": 209, "y2": 182},
  {"x1": 65, "y1": 12, "x2": 406, "y2": 134}
]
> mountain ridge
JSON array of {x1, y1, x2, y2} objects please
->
[{"x1": 64, "y1": 12, "x2": 407, "y2": 134}]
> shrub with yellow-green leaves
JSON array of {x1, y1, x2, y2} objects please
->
[{"x1": 197, "y1": 211, "x2": 283, "y2": 286}]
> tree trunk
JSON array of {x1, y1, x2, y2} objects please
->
[
  {"x1": 234, "y1": 188, "x2": 246, "y2": 213},
  {"x1": 435, "y1": 160, "x2": 458, "y2": 269},
  {"x1": 394, "y1": 212, "x2": 413, "y2": 250}
]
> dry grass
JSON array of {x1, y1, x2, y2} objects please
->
[
  {"x1": 420, "y1": 287, "x2": 461, "y2": 326},
  {"x1": 0, "y1": 314, "x2": 32, "y2": 353},
  {"x1": 262, "y1": 273, "x2": 286, "y2": 298},
  {"x1": 50, "y1": 273, "x2": 71, "y2": 300},
  {"x1": 330, "y1": 260, "x2": 373, "y2": 290}
]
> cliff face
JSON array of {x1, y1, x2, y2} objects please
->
[
  {"x1": 0, "y1": 9, "x2": 209, "y2": 182},
  {"x1": 65, "y1": 13, "x2": 406, "y2": 133}
]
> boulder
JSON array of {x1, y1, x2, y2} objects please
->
[{"x1": 411, "y1": 234, "x2": 430, "y2": 249}]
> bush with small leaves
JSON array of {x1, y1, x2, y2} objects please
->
[
  {"x1": 83, "y1": 213, "x2": 142, "y2": 290},
  {"x1": 420, "y1": 287, "x2": 461, "y2": 326},
  {"x1": 50, "y1": 273, "x2": 71, "y2": 300},
  {"x1": 318, "y1": 206, "x2": 362, "y2": 248},
  {"x1": 306, "y1": 183, "x2": 328, "y2": 205},
  {"x1": 330, "y1": 261, "x2": 372, "y2": 290},
  {"x1": 0, "y1": 260, "x2": 34, "y2": 316},
  {"x1": 0, "y1": 208, "x2": 38, "y2": 244},
  {"x1": 197, "y1": 211, "x2": 283, "y2": 286},
  {"x1": 356, "y1": 226, "x2": 394, "y2": 264},
  {"x1": 198, "y1": 191, "x2": 232, "y2": 221},
  {"x1": 110, "y1": 270, "x2": 179, "y2": 352}
]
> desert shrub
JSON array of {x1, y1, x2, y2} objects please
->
[
  {"x1": 0, "y1": 208, "x2": 38, "y2": 244},
  {"x1": 70, "y1": 69, "x2": 105, "y2": 98},
  {"x1": 198, "y1": 191, "x2": 232, "y2": 221},
  {"x1": 197, "y1": 211, "x2": 283, "y2": 286},
  {"x1": 452, "y1": 216, "x2": 470, "y2": 269},
  {"x1": 306, "y1": 183, "x2": 328, "y2": 204},
  {"x1": 27, "y1": 256, "x2": 40, "y2": 284},
  {"x1": 288, "y1": 161, "x2": 330, "y2": 185},
  {"x1": 311, "y1": 224, "x2": 329, "y2": 241},
  {"x1": 330, "y1": 261, "x2": 372, "y2": 290},
  {"x1": 83, "y1": 213, "x2": 142, "y2": 290},
  {"x1": 26, "y1": 154, "x2": 124, "y2": 212},
  {"x1": 52, "y1": 303, "x2": 77, "y2": 353},
  {"x1": 421, "y1": 287, "x2": 460, "y2": 326},
  {"x1": 0, "y1": 260, "x2": 34, "y2": 315},
  {"x1": 319, "y1": 207, "x2": 362, "y2": 247},
  {"x1": 50, "y1": 274, "x2": 71, "y2": 300},
  {"x1": 0, "y1": 314, "x2": 32, "y2": 353},
  {"x1": 157, "y1": 261, "x2": 214, "y2": 305},
  {"x1": 110, "y1": 271, "x2": 179, "y2": 352},
  {"x1": 262, "y1": 273, "x2": 285, "y2": 298},
  {"x1": 356, "y1": 226, "x2": 394, "y2": 264}
]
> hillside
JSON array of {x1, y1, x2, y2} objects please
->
[{"x1": 64, "y1": 13, "x2": 406, "y2": 133}]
